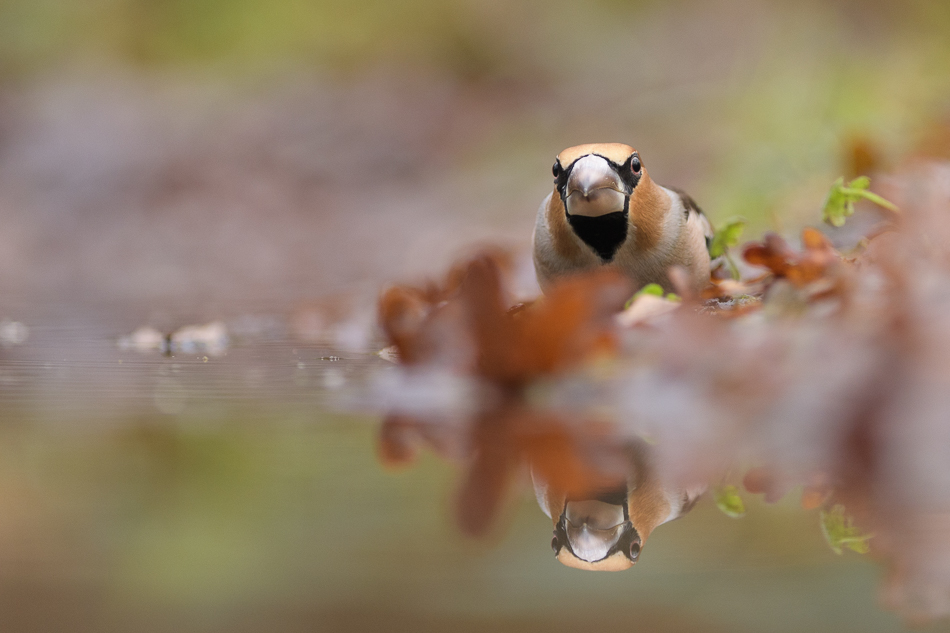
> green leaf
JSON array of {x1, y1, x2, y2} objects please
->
[
  {"x1": 714, "y1": 485, "x2": 746, "y2": 518},
  {"x1": 709, "y1": 217, "x2": 747, "y2": 259},
  {"x1": 639, "y1": 283, "x2": 665, "y2": 297},
  {"x1": 623, "y1": 284, "x2": 686, "y2": 309},
  {"x1": 822, "y1": 177, "x2": 851, "y2": 227},
  {"x1": 822, "y1": 176, "x2": 899, "y2": 227},
  {"x1": 849, "y1": 175, "x2": 870, "y2": 190},
  {"x1": 820, "y1": 504, "x2": 873, "y2": 555},
  {"x1": 624, "y1": 283, "x2": 664, "y2": 308}
]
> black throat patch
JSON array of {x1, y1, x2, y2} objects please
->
[{"x1": 566, "y1": 210, "x2": 629, "y2": 261}]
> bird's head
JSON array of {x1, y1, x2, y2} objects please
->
[
  {"x1": 550, "y1": 491, "x2": 642, "y2": 571},
  {"x1": 551, "y1": 143, "x2": 644, "y2": 261}
]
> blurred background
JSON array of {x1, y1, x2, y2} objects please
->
[{"x1": 1, "y1": 0, "x2": 949, "y2": 630}]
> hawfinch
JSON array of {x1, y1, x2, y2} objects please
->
[
  {"x1": 534, "y1": 441, "x2": 705, "y2": 571},
  {"x1": 533, "y1": 143, "x2": 713, "y2": 294}
]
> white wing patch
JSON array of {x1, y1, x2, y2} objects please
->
[
  {"x1": 673, "y1": 189, "x2": 714, "y2": 253},
  {"x1": 694, "y1": 209, "x2": 714, "y2": 252}
]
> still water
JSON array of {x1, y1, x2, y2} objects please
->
[{"x1": 0, "y1": 314, "x2": 908, "y2": 633}]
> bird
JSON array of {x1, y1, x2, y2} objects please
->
[
  {"x1": 533, "y1": 143, "x2": 714, "y2": 295},
  {"x1": 533, "y1": 439, "x2": 705, "y2": 571}
]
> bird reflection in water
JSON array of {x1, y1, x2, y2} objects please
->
[
  {"x1": 378, "y1": 412, "x2": 705, "y2": 570},
  {"x1": 541, "y1": 440, "x2": 705, "y2": 571}
]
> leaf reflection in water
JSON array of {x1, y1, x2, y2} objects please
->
[{"x1": 374, "y1": 251, "x2": 706, "y2": 566}]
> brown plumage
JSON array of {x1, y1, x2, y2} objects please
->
[{"x1": 533, "y1": 143, "x2": 713, "y2": 294}]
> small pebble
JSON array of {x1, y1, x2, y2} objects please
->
[{"x1": 377, "y1": 346, "x2": 400, "y2": 363}]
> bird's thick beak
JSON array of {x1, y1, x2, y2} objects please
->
[
  {"x1": 553, "y1": 499, "x2": 641, "y2": 571},
  {"x1": 564, "y1": 155, "x2": 627, "y2": 217}
]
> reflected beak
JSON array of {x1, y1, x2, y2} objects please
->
[
  {"x1": 565, "y1": 155, "x2": 627, "y2": 218},
  {"x1": 553, "y1": 499, "x2": 641, "y2": 571},
  {"x1": 564, "y1": 499, "x2": 625, "y2": 561}
]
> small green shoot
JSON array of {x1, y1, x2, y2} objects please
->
[
  {"x1": 820, "y1": 504, "x2": 873, "y2": 555},
  {"x1": 709, "y1": 217, "x2": 747, "y2": 258},
  {"x1": 709, "y1": 217, "x2": 746, "y2": 280},
  {"x1": 624, "y1": 284, "x2": 681, "y2": 309},
  {"x1": 714, "y1": 485, "x2": 746, "y2": 518},
  {"x1": 822, "y1": 176, "x2": 899, "y2": 228}
]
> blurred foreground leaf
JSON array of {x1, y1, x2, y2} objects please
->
[
  {"x1": 822, "y1": 176, "x2": 899, "y2": 227},
  {"x1": 714, "y1": 485, "x2": 746, "y2": 518},
  {"x1": 820, "y1": 504, "x2": 872, "y2": 555}
]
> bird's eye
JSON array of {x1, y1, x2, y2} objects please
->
[
  {"x1": 552, "y1": 161, "x2": 562, "y2": 178},
  {"x1": 628, "y1": 541, "x2": 641, "y2": 561},
  {"x1": 630, "y1": 156, "x2": 641, "y2": 173},
  {"x1": 551, "y1": 533, "x2": 561, "y2": 553}
]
